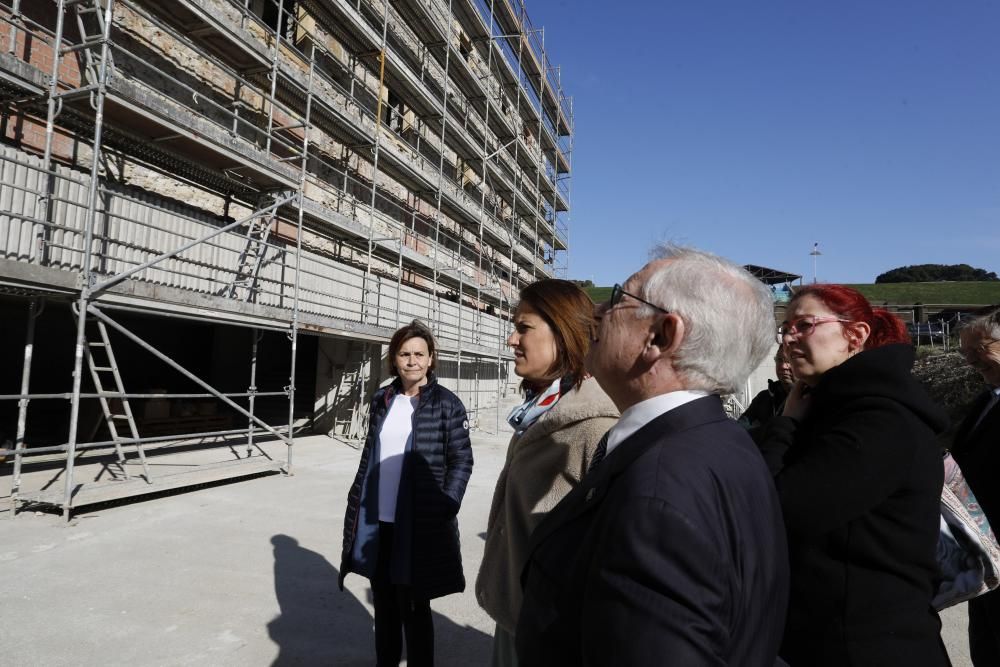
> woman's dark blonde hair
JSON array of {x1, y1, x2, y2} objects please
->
[
  {"x1": 516, "y1": 279, "x2": 593, "y2": 391},
  {"x1": 387, "y1": 320, "x2": 437, "y2": 376}
]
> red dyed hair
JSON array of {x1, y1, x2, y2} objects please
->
[{"x1": 791, "y1": 284, "x2": 910, "y2": 350}]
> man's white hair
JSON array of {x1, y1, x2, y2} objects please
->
[
  {"x1": 638, "y1": 244, "x2": 775, "y2": 394},
  {"x1": 961, "y1": 306, "x2": 1000, "y2": 341}
]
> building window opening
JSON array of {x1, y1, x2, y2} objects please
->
[{"x1": 253, "y1": 0, "x2": 297, "y2": 38}]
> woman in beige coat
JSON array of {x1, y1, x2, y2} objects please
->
[{"x1": 476, "y1": 279, "x2": 618, "y2": 667}]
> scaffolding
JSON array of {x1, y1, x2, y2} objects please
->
[{"x1": 0, "y1": 0, "x2": 573, "y2": 518}]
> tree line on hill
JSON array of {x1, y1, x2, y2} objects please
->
[{"x1": 875, "y1": 264, "x2": 998, "y2": 284}]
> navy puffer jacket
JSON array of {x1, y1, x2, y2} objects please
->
[{"x1": 339, "y1": 374, "x2": 473, "y2": 599}]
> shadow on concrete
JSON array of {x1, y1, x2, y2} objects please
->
[{"x1": 267, "y1": 534, "x2": 491, "y2": 666}]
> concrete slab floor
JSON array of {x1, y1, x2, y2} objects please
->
[{"x1": 0, "y1": 419, "x2": 974, "y2": 666}]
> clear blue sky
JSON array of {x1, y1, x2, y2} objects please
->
[{"x1": 526, "y1": 1, "x2": 1000, "y2": 285}]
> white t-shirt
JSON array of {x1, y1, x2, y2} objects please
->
[{"x1": 378, "y1": 394, "x2": 417, "y2": 522}]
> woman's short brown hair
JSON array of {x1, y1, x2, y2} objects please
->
[
  {"x1": 387, "y1": 319, "x2": 437, "y2": 376},
  {"x1": 516, "y1": 279, "x2": 594, "y2": 390}
]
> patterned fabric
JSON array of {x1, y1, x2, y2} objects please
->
[
  {"x1": 507, "y1": 378, "x2": 563, "y2": 434},
  {"x1": 936, "y1": 452, "x2": 1000, "y2": 609}
]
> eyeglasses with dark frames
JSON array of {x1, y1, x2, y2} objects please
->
[
  {"x1": 777, "y1": 316, "x2": 851, "y2": 344},
  {"x1": 610, "y1": 284, "x2": 670, "y2": 315},
  {"x1": 959, "y1": 339, "x2": 1000, "y2": 361}
]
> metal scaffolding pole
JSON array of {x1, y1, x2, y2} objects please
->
[
  {"x1": 537, "y1": 27, "x2": 548, "y2": 280},
  {"x1": 62, "y1": 0, "x2": 116, "y2": 520},
  {"x1": 429, "y1": 0, "x2": 457, "y2": 341},
  {"x1": 10, "y1": 298, "x2": 41, "y2": 517},
  {"x1": 475, "y1": 0, "x2": 500, "y2": 361},
  {"x1": 36, "y1": 0, "x2": 68, "y2": 268},
  {"x1": 5, "y1": 0, "x2": 20, "y2": 55},
  {"x1": 483, "y1": 0, "x2": 503, "y2": 425},
  {"x1": 395, "y1": 230, "x2": 403, "y2": 327},
  {"x1": 263, "y1": 0, "x2": 285, "y2": 156},
  {"x1": 286, "y1": 37, "x2": 317, "y2": 473},
  {"x1": 558, "y1": 95, "x2": 574, "y2": 276},
  {"x1": 247, "y1": 329, "x2": 261, "y2": 459},
  {"x1": 505, "y1": 29, "x2": 524, "y2": 298},
  {"x1": 361, "y1": 0, "x2": 391, "y2": 328}
]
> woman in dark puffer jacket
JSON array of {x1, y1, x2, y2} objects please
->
[{"x1": 340, "y1": 320, "x2": 473, "y2": 667}]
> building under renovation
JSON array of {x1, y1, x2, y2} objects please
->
[{"x1": 0, "y1": 0, "x2": 572, "y2": 515}]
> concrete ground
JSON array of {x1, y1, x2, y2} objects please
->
[{"x1": 0, "y1": 407, "x2": 973, "y2": 666}]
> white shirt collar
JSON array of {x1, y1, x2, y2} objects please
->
[{"x1": 605, "y1": 390, "x2": 710, "y2": 457}]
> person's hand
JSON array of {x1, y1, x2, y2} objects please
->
[{"x1": 781, "y1": 380, "x2": 812, "y2": 422}]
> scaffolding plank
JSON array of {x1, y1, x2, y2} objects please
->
[
  {"x1": 92, "y1": 74, "x2": 300, "y2": 191},
  {"x1": 0, "y1": 52, "x2": 47, "y2": 96},
  {"x1": 142, "y1": 0, "x2": 273, "y2": 72}
]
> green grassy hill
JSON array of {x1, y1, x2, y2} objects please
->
[
  {"x1": 586, "y1": 282, "x2": 1000, "y2": 306},
  {"x1": 844, "y1": 282, "x2": 1000, "y2": 305},
  {"x1": 586, "y1": 286, "x2": 613, "y2": 303}
]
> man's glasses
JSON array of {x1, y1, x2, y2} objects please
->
[
  {"x1": 610, "y1": 284, "x2": 669, "y2": 315},
  {"x1": 777, "y1": 316, "x2": 851, "y2": 344}
]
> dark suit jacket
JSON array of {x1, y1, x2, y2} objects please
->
[
  {"x1": 952, "y1": 389, "x2": 1000, "y2": 653},
  {"x1": 953, "y1": 390, "x2": 1000, "y2": 524},
  {"x1": 515, "y1": 395, "x2": 789, "y2": 667}
]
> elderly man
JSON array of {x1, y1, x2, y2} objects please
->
[
  {"x1": 516, "y1": 246, "x2": 789, "y2": 666},
  {"x1": 952, "y1": 307, "x2": 1000, "y2": 665}
]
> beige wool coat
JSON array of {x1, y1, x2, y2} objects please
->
[{"x1": 476, "y1": 377, "x2": 619, "y2": 633}]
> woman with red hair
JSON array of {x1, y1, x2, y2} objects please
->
[{"x1": 758, "y1": 284, "x2": 950, "y2": 666}]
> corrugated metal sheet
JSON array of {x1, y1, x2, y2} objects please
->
[{"x1": 0, "y1": 145, "x2": 508, "y2": 352}]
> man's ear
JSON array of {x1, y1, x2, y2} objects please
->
[{"x1": 641, "y1": 314, "x2": 684, "y2": 363}]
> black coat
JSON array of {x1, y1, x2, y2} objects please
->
[
  {"x1": 952, "y1": 389, "x2": 1000, "y2": 528},
  {"x1": 951, "y1": 387, "x2": 1000, "y2": 644},
  {"x1": 738, "y1": 379, "x2": 788, "y2": 431},
  {"x1": 340, "y1": 375, "x2": 473, "y2": 599},
  {"x1": 757, "y1": 344, "x2": 949, "y2": 666},
  {"x1": 516, "y1": 395, "x2": 789, "y2": 667}
]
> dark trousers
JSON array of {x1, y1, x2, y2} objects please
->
[
  {"x1": 970, "y1": 588, "x2": 1000, "y2": 666},
  {"x1": 372, "y1": 521, "x2": 434, "y2": 667}
]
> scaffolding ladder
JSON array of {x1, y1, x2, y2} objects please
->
[
  {"x1": 71, "y1": 0, "x2": 110, "y2": 85},
  {"x1": 81, "y1": 312, "x2": 151, "y2": 482},
  {"x1": 228, "y1": 208, "x2": 275, "y2": 302}
]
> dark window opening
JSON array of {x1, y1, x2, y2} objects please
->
[
  {"x1": 255, "y1": 0, "x2": 297, "y2": 39},
  {"x1": 459, "y1": 32, "x2": 472, "y2": 61}
]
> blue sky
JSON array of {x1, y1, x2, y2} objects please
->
[{"x1": 526, "y1": 1, "x2": 1000, "y2": 285}]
